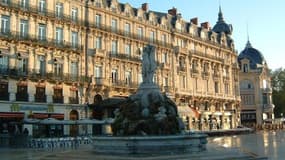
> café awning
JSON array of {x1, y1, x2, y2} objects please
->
[{"x1": 0, "y1": 112, "x2": 24, "y2": 118}]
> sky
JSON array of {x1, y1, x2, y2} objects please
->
[{"x1": 119, "y1": 0, "x2": 285, "y2": 70}]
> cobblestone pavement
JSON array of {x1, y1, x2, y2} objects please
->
[{"x1": 0, "y1": 143, "x2": 266, "y2": 160}]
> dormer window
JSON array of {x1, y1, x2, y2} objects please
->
[{"x1": 243, "y1": 63, "x2": 248, "y2": 73}]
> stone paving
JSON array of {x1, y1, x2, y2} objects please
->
[{"x1": 0, "y1": 143, "x2": 267, "y2": 160}]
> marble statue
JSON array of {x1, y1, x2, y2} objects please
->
[{"x1": 142, "y1": 45, "x2": 156, "y2": 84}]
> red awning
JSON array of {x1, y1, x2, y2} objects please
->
[
  {"x1": 32, "y1": 113, "x2": 64, "y2": 120},
  {"x1": 0, "y1": 112, "x2": 24, "y2": 118}
]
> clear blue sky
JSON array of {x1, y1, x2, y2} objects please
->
[{"x1": 119, "y1": 0, "x2": 285, "y2": 70}]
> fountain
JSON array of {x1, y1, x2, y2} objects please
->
[{"x1": 92, "y1": 45, "x2": 207, "y2": 154}]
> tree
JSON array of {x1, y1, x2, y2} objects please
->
[{"x1": 271, "y1": 68, "x2": 285, "y2": 118}]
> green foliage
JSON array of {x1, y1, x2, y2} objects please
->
[{"x1": 272, "y1": 68, "x2": 285, "y2": 117}]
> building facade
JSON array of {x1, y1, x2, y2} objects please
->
[
  {"x1": 0, "y1": 0, "x2": 240, "y2": 135},
  {"x1": 238, "y1": 40, "x2": 274, "y2": 126}
]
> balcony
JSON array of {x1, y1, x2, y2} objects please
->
[
  {"x1": 263, "y1": 104, "x2": 275, "y2": 112},
  {"x1": 89, "y1": 23, "x2": 173, "y2": 48},
  {"x1": 191, "y1": 68, "x2": 199, "y2": 77},
  {"x1": 88, "y1": 48, "x2": 105, "y2": 57},
  {"x1": 35, "y1": 94, "x2": 46, "y2": 103},
  {"x1": 223, "y1": 75, "x2": 230, "y2": 81},
  {"x1": 262, "y1": 88, "x2": 273, "y2": 93},
  {"x1": 16, "y1": 93, "x2": 28, "y2": 102},
  {"x1": 53, "y1": 96, "x2": 63, "y2": 104},
  {"x1": 111, "y1": 80, "x2": 139, "y2": 89},
  {"x1": 92, "y1": 77, "x2": 106, "y2": 86},
  {"x1": 190, "y1": 50, "x2": 224, "y2": 63},
  {"x1": 202, "y1": 71, "x2": 210, "y2": 79},
  {"x1": 0, "y1": 31, "x2": 83, "y2": 53},
  {"x1": 213, "y1": 72, "x2": 220, "y2": 80},
  {"x1": 177, "y1": 66, "x2": 186, "y2": 72},
  {"x1": 0, "y1": 92, "x2": 9, "y2": 101},
  {"x1": 109, "y1": 52, "x2": 141, "y2": 62},
  {"x1": 174, "y1": 46, "x2": 187, "y2": 55},
  {"x1": 0, "y1": 1, "x2": 85, "y2": 26},
  {"x1": 69, "y1": 97, "x2": 79, "y2": 104}
]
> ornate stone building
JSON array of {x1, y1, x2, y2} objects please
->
[
  {"x1": 0, "y1": 0, "x2": 240, "y2": 134},
  {"x1": 238, "y1": 40, "x2": 274, "y2": 126}
]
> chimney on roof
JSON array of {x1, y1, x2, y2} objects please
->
[
  {"x1": 201, "y1": 22, "x2": 210, "y2": 29},
  {"x1": 142, "y1": 3, "x2": 149, "y2": 12},
  {"x1": 191, "y1": 17, "x2": 198, "y2": 25},
  {"x1": 168, "y1": 7, "x2": 177, "y2": 16}
]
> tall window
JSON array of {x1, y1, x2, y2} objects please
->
[
  {"x1": 20, "y1": 19, "x2": 28, "y2": 38},
  {"x1": 0, "y1": 82, "x2": 9, "y2": 101},
  {"x1": 243, "y1": 63, "x2": 248, "y2": 72},
  {"x1": 69, "y1": 89, "x2": 78, "y2": 104},
  {"x1": 94, "y1": 66, "x2": 102, "y2": 77},
  {"x1": 111, "y1": 40, "x2": 117, "y2": 55},
  {"x1": 163, "y1": 77, "x2": 168, "y2": 87},
  {"x1": 182, "y1": 75, "x2": 186, "y2": 89},
  {"x1": 55, "y1": 27, "x2": 63, "y2": 44},
  {"x1": 111, "y1": 69, "x2": 118, "y2": 84},
  {"x1": 125, "y1": 44, "x2": 131, "y2": 57},
  {"x1": 53, "y1": 88, "x2": 63, "y2": 103},
  {"x1": 0, "y1": 54, "x2": 8, "y2": 74},
  {"x1": 17, "y1": 58, "x2": 28, "y2": 75},
  {"x1": 54, "y1": 63, "x2": 63, "y2": 76},
  {"x1": 71, "y1": 8, "x2": 78, "y2": 22},
  {"x1": 94, "y1": 66, "x2": 102, "y2": 84},
  {"x1": 1, "y1": 15, "x2": 10, "y2": 34},
  {"x1": 55, "y1": 2, "x2": 63, "y2": 18},
  {"x1": 149, "y1": 31, "x2": 155, "y2": 43},
  {"x1": 125, "y1": 71, "x2": 131, "y2": 85},
  {"x1": 38, "y1": 0, "x2": 46, "y2": 13},
  {"x1": 70, "y1": 61, "x2": 78, "y2": 79},
  {"x1": 16, "y1": 85, "x2": 28, "y2": 101},
  {"x1": 161, "y1": 34, "x2": 166, "y2": 45},
  {"x1": 124, "y1": 23, "x2": 130, "y2": 35},
  {"x1": 95, "y1": 37, "x2": 102, "y2": 49},
  {"x1": 224, "y1": 83, "x2": 229, "y2": 94},
  {"x1": 215, "y1": 82, "x2": 219, "y2": 93},
  {"x1": 137, "y1": 27, "x2": 143, "y2": 39},
  {"x1": 38, "y1": 24, "x2": 46, "y2": 41},
  {"x1": 20, "y1": 0, "x2": 29, "y2": 9},
  {"x1": 162, "y1": 52, "x2": 167, "y2": 64},
  {"x1": 35, "y1": 87, "x2": 46, "y2": 102},
  {"x1": 111, "y1": 19, "x2": 117, "y2": 32},
  {"x1": 71, "y1": 31, "x2": 78, "y2": 48},
  {"x1": 36, "y1": 55, "x2": 45, "y2": 76},
  {"x1": 95, "y1": 14, "x2": 101, "y2": 27}
]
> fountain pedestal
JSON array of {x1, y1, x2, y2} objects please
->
[{"x1": 93, "y1": 134, "x2": 207, "y2": 154}]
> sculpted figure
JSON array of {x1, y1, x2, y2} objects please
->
[{"x1": 142, "y1": 45, "x2": 156, "y2": 84}]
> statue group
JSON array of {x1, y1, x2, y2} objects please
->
[{"x1": 111, "y1": 45, "x2": 184, "y2": 136}]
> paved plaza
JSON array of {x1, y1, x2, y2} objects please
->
[{"x1": 0, "y1": 143, "x2": 266, "y2": 160}]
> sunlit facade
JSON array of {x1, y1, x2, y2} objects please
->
[
  {"x1": 0, "y1": 0, "x2": 240, "y2": 134},
  {"x1": 238, "y1": 40, "x2": 274, "y2": 126}
]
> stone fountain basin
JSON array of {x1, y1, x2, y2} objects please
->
[{"x1": 92, "y1": 134, "x2": 207, "y2": 154}]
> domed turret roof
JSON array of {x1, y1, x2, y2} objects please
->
[
  {"x1": 212, "y1": 7, "x2": 233, "y2": 35},
  {"x1": 238, "y1": 41, "x2": 266, "y2": 69}
]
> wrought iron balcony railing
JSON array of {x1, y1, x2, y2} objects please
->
[
  {"x1": 69, "y1": 97, "x2": 79, "y2": 104},
  {"x1": 109, "y1": 52, "x2": 142, "y2": 62},
  {"x1": 34, "y1": 94, "x2": 47, "y2": 103},
  {"x1": 0, "y1": 1, "x2": 85, "y2": 26},
  {"x1": 0, "y1": 31, "x2": 83, "y2": 53}
]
